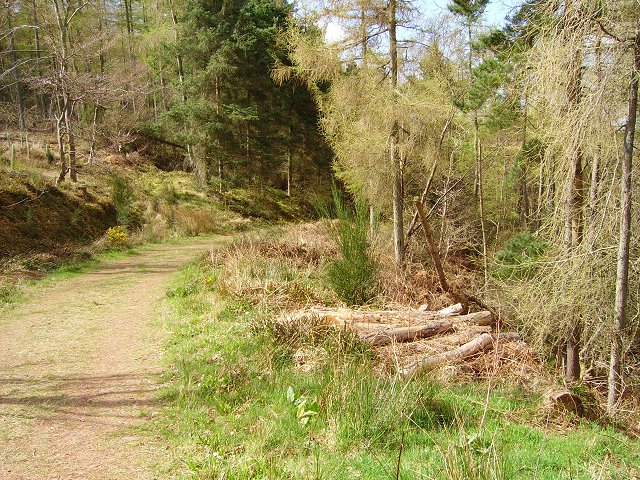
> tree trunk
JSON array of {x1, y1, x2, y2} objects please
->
[
  {"x1": 215, "y1": 76, "x2": 223, "y2": 194},
  {"x1": 56, "y1": 111, "x2": 67, "y2": 183},
  {"x1": 7, "y1": 10, "x2": 26, "y2": 130},
  {"x1": 607, "y1": 23, "x2": 640, "y2": 415},
  {"x1": 88, "y1": 104, "x2": 99, "y2": 164},
  {"x1": 32, "y1": 0, "x2": 46, "y2": 115},
  {"x1": 478, "y1": 143, "x2": 489, "y2": 286},
  {"x1": 415, "y1": 200, "x2": 449, "y2": 293},
  {"x1": 65, "y1": 97, "x2": 77, "y2": 182},
  {"x1": 564, "y1": 48, "x2": 584, "y2": 382},
  {"x1": 389, "y1": 0, "x2": 403, "y2": 266}
]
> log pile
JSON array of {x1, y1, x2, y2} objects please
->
[{"x1": 283, "y1": 303, "x2": 521, "y2": 377}]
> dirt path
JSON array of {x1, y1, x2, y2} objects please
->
[{"x1": 0, "y1": 237, "x2": 220, "y2": 480}]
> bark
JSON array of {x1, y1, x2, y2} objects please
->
[
  {"x1": 88, "y1": 104, "x2": 99, "y2": 164},
  {"x1": 168, "y1": 0, "x2": 186, "y2": 103},
  {"x1": 32, "y1": 0, "x2": 46, "y2": 114},
  {"x1": 564, "y1": 48, "x2": 584, "y2": 382},
  {"x1": 415, "y1": 200, "x2": 449, "y2": 292},
  {"x1": 478, "y1": 143, "x2": 489, "y2": 286},
  {"x1": 389, "y1": 0, "x2": 403, "y2": 266},
  {"x1": 359, "y1": 321, "x2": 453, "y2": 346},
  {"x1": 405, "y1": 160, "x2": 437, "y2": 240},
  {"x1": 286, "y1": 305, "x2": 489, "y2": 329},
  {"x1": 215, "y1": 76, "x2": 224, "y2": 194},
  {"x1": 608, "y1": 23, "x2": 640, "y2": 415},
  {"x1": 520, "y1": 98, "x2": 529, "y2": 226},
  {"x1": 66, "y1": 103, "x2": 77, "y2": 182},
  {"x1": 401, "y1": 332, "x2": 521, "y2": 377},
  {"x1": 56, "y1": 107, "x2": 67, "y2": 183},
  {"x1": 451, "y1": 311, "x2": 493, "y2": 326},
  {"x1": 7, "y1": 10, "x2": 26, "y2": 130}
]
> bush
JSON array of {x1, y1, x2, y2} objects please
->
[
  {"x1": 106, "y1": 225, "x2": 130, "y2": 249},
  {"x1": 325, "y1": 188, "x2": 377, "y2": 305},
  {"x1": 111, "y1": 175, "x2": 135, "y2": 225},
  {"x1": 492, "y1": 232, "x2": 547, "y2": 280},
  {"x1": 159, "y1": 181, "x2": 179, "y2": 205}
]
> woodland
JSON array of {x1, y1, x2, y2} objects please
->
[{"x1": 1, "y1": 0, "x2": 640, "y2": 476}]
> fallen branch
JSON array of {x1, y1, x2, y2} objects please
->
[
  {"x1": 400, "y1": 332, "x2": 521, "y2": 377},
  {"x1": 294, "y1": 303, "x2": 465, "y2": 328},
  {"x1": 415, "y1": 200, "x2": 449, "y2": 293},
  {"x1": 359, "y1": 321, "x2": 453, "y2": 346},
  {"x1": 451, "y1": 311, "x2": 494, "y2": 326}
]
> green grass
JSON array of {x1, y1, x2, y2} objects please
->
[
  {"x1": 155, "y1": 260, "x2": 640, "y2": 479},
  {"x1": 0, "y1": 247, "x2": 141, "y2": 311}
]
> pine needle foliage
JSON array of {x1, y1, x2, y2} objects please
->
[
  {"x1": 324, "y1": 187, "x2": 378, "y2": 305},
  {"x1": 111, "y1": 175, "x2": 135, "y2": 226}
]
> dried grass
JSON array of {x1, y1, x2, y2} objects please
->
[{"x1": 209, "y1": 227, "x2": 337, "y2": 311}]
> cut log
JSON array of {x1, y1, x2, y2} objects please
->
[
  {"x1": 292, "y1": 304, "x2": 466, "y2": 328},
  {"x1": 438, "y1": 303, "x2": 463, "y2": 315},
  {"x1": 451, "y1": 311, "x2": 494, "y2": 326},
  {"x1": 547, "y1": 391, "x2": 585, "y2": 417},
  {"x1": 414, "y1": 326, "x2": 492, "y2": 352},
  {"x1": 358, "y1": 321, "x2": 453, "y2": 346},
  {"x1": 401, "y1": 332, "x2": 521, "y2": 377}
]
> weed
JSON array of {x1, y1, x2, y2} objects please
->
[{"x1": 0, "y1": 279, "x2": 22, "y2": 305}]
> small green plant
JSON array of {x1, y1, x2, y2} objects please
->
[
  {"x1": 70, "y1": 206, "x2": 84, "y2": 226},
  {"x1": 0, "y1": 279, "x2": 21, "y2": 305},
  {"x1": 438, "y1": 431, "x2": 505, "y2": 480},
  {"x1": 492, "y1": 232, "x2": 547, "y2": 280},
  {"x1": 45, "y1": 145, "x2": 55, "y2": 164},
  {"x1": 25, "y1": 206, "x2": 36, "y2": 227},
  {"x1": 160, "y1": 181, "x2": 179, "y2": 205},
  {"x1": 325, "y1": 187, "x2": 377, "y2": 305},
  {"x1": 106, "y1": 225, "x2": 130, "y2": 249},
  {"x1": 111, "y1": 175, "x2": 135, "y2": 225},
  {"x1": 286, "y1": 386, "x2": 318, "y2": 427}
]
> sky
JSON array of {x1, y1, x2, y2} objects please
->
[{"x1": 323, "y1": 0, "x2": 524, "y2": 43}]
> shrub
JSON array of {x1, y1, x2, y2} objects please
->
[
  {"x1": 325, "y1": 188, "x2": 377, "y2": 305},
  {"x1": 159, "y1": 181, "x2": 179, "y2": 205},
  {"x1": 111, "y1": 175, "x2": 135, "y2": 225},
  {"x1": 45, "y1": 145, "x2": 55, "y2": 165},
  {"x1": 492, "y1": 232, "x2": 547, "y2": 280},
  {"x1": 106, "y1": 225, "x2": 130, "y2": 249}
]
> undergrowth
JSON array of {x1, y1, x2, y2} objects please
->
[
  {"x1": 324, "y1": 190, "x2": 378, "y2": 305},
  {"x1": 155, "y1": 232, "x2": 640, "y2": 479}
]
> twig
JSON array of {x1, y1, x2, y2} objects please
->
[{"x1": 394, "y1": 430, "x2": 405, "y2": 480}]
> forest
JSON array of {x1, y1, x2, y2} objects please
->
[{"x1": 1, "y1": 0, "x2": 640, "y2": 478}]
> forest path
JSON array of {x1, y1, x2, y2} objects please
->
[{"x1": 0, "y1": 236, "x2": 221, "y2": 479}]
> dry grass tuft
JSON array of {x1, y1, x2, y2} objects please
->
[{"x1": 209, "y1": 229, "x2": 337, "y2": 311}]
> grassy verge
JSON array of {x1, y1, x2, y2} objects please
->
[{"x1": 156, "y1": 232, "x2": 640, "y2": 479}]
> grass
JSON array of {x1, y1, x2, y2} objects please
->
[
  {"x1": 0, "y1": 245, "x2": 143, "y2": 313},
  {"x1": 155, "y1": 248, "x2": 640, "y2": 479}
]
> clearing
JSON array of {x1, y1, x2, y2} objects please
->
[{"x1": 0, "y1": 236, "x2": 219, "y2": 480}]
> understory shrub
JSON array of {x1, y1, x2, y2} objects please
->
[
  {"x1": 325, "y1": 189, "x2": 378, "y2": 305},
  {"x1": 106, "y1": 225, "x2": 130, "y2": 249},
  {"x1": 492, "y1": 232, "x2": 547, "y2": 280},
  {"x1": 111, "y1": 175, "x2": 135, "y2": 225}
]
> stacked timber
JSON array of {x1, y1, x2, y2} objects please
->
[{"x1": 282, "y1": 303, "x2": 521, "y2": 378}]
